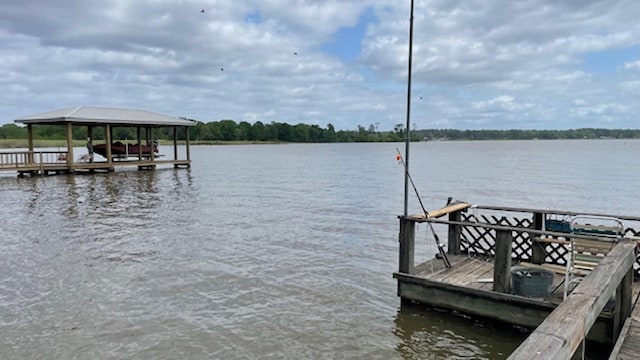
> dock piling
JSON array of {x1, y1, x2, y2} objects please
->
[
  {"x1": 494, "y1": 229, "x2": 513, "y2": 293},
  {"x1": 398, "y1": 217, "x2": 415, "y2": 276}
]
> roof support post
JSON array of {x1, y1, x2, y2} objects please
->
[
  {"x1": 66, "y1": 122, "x2": 74, "y2": 167},
  {"x1": 105, "y1": 124, "x2": 113, "y2": 165},
  {"x1": 87, "y1": 126, "x2": 94, "y2": 163},
  {"x1": 136, "y1": 127, "x2": 142, "y2": 160},
  {"x1": 27, "y1": 124, "x2": 34, "y2": 164},
  {"x1": 185, "y1": 127, "x2": 191, "y2": 163},
  {"x1": 150, "y1": 127, "x2": 155, "y2": 162},
  {"x1": 173, "y1": 126, "x2": 178, "y2": 161}
]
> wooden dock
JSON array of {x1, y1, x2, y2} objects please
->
[
  {"x1": 609, "y1": 294, "x2": 640, "y2": 359},
  {"x1": 394, "y1": 203, "x2": 640, "y2": 358}
]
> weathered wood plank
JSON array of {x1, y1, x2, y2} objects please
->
[
  {"x1": 395, "y1": 272, "x2": 617, "y2": 344},
  {"x1": 494, "y1": 230, "x2": 512, "y2": 293},
  {"x1": 610, "y1": 274, "x2": 640, "y2": 359},
  {"x1": 431, "y1": 258, "x2": 488, "y2": 283},
  {"x1": 444, "y1": 261, "x2": 491, "y2": 285},
  {"x1": 398, "y1": 218, "x2": 415, "y2": 275},
  {"x1": 396, "y1": 275, "x2": 554, "y2": 328},
  {"x1": 448, "y1": 209, "x2": 463, "y2": 255},
  {"x1": 409, "y1": 202, "x2": 470, "y2": 220},
  {"x1": 414, "y1": 254, "x2": 471, "y2": 277}
]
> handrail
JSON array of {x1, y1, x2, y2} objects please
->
[
  {"x1": 407, "y1": 204, "x2": 640, "y2": 222},
  {"x1": 0, "y1": 150, "x2": 69, "y2": 168},
  {"x1": 408, "y1": 202, "x2": 470, "y2": 219},
  {"x1": 468, "y1": 205, "x2": 640, "y2": 223},
  {"x1": 407, "y1": 217, "x2": 632, "y2": 242},
  {"x1": 507, "y1": 239, "x2": 636, "y2": 359}
]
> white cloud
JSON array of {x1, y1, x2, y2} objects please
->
[
  {"x1": 624, "y1": 61, "x2": 640, "y2": 70},
  {"x1": 1, "y1": 0, "x2": 640, "y2": 130},
  {"x1": 621, "y1": 80, "x2": 640, "y2": 90}
]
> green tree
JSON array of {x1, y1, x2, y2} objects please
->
[
  {"x1": 237, "y1": 121, "x2": 252, "y2": 140},
  {"x1": 218, "y1": 120, "x2": 238, "y2": 140},
  {"x1": 250, "y1": 121, "x2": 265, "y2": 141},
  {"x1": 0, "y1": 124, "x2": 26, "y2": 139}
]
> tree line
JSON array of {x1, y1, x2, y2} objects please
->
[
  {"x1": 1, "y1": 120, "x2": 639, "y2": 142},
  {"x1": 416, "y1": 128, "x2": 640, "y2": 140},
  {"x1": 0, "y1": 120, "x2": 410, "y2": 143}
]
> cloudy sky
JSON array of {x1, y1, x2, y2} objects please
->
[{"x1": 1, "y1": 0, "x2": 639, "y2": 131}]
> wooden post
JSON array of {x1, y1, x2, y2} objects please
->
[
  {"x1": 136, "y1": 127, "x2": 142, "y2": 159},
  {"x1": 105, "y1": 124, "x2": 113, "y2": 166},
  {"x1": 493, "y1": 229, "x2": 513, "y2": 293},
  {"x1": 399, "y1": 217, "x2": 415, "y2": 275},
  {"x1": 27, "y1": 124, "x2": 34, "y2": 164},
  {"x1": 185, "y1": 127, "x2": 191, "y2": 164},
  {"x1": 531, "y1": 212, "x2": 546, "y2": 264},
  {"x1": 613, "y1": 267, "x2": 634, "y2": 341},
  {"x1": 150, "y1": 127, "x2": 155, "y2": 162},
  {"x1": 173, "y1": 126, "x2": 178, "y2": 161},
  {"x1": 448, "y1": 210, "x2": 462, "y2": 255},
  {"x1": 87, "y1": 126, "x2": 94, "y2": 163},
  {"x1": 65, "y1": 122, "x2": 74, "y2": 167}
]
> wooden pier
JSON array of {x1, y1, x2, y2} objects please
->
[
  {"x1": 1, "y1": 106, "x2": 195, "y2": 176},
  {"x1": 610, "y1": 295, "x2": 640, "y2": 359},
  {"x1": 395, "y1": 203, "x2": 640, "y2": 358}
]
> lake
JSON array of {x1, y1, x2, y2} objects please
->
[{"x1": 1, "y1": 140, "x2": 639, "y2": 359}]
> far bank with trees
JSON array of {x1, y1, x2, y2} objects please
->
[{"x1": 1, "y1": 119, "x2": 639, "y2": 145}]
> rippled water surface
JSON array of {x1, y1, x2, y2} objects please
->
[{"x1": 1, "y1": 140, "x2": 639, "y2": 359}]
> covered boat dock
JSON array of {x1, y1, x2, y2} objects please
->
[{"x1": 0, "y1": 106, "x2": 196, "y2": 176}]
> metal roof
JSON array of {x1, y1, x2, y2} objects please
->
[{"x1": 15, "y1": 106, "x2": 196, "y2": 127}]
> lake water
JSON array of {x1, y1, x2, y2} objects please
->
[{"x1": 1, "y1": 140, "x2": 639, "y2": 359}]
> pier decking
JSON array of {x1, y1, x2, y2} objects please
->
[
  {"x1": 395, "y1": 203, "x2": 640, "y2": 358},
  {"x1": 0, "y1": 149, "x2": 192, "y2": 176},
  {"x1": 610, "y1": 298, "x2": 640, "y2": 359}
]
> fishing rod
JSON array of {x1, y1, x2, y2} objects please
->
[{"x1": 396, "y1": 147, "x2": 451, "y2": 268}]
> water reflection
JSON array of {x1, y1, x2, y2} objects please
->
[{"x1": 393, "y1": 303, "x2": 527, "y2": 360}]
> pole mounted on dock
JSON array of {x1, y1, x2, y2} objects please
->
[
  {"x1": 400, "y1": 3, "x2": 451, "y2": 268},
  {"x1": 403, "y1": 0, "x2": 414, "y2": 218},
  {"x1": 396, "y1": 148, "x2": 452, "y2": 268}
]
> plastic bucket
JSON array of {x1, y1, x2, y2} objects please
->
[{"x1": 511, "y1": 266, "x2": 554, "y2": 298}]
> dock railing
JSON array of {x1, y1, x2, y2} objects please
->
[
  {"x1": 507, "y1": 239, "x2": 636, "y2": 359},
  {"x1": 0, "y1": 150, "x2": 69, "y2": 169},
  {"x1": 399, "y1": 204, "x2": 640, "y2": 278}
]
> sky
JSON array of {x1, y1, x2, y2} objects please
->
[{"x1": 1, "y1": 0, "x2": 640, "y2": 131}]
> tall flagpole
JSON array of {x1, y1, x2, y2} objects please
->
[{"x1": 403, "y1": 0, "x2": 414, "y2": 217}]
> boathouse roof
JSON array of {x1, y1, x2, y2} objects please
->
[{"x1": 15, "y1": 106, "x2": 196, "y2": 127}]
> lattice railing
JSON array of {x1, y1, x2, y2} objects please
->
[
  {"x1": 461, "y1": 212, "x2": 536, "y2": 262},
  {"x1": 459, "y1": 210, "x2": 640, "y2": 275}
]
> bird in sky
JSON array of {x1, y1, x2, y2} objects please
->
[
  {"x1": 220, "y1": 67, "x2": 224, "y2": 71},
  {"x1": 293, "y1": 52, "x2": 298, "y2": 55},
  {"x1": 200, "y1": 9, "x2": 205, "y2": 13}
]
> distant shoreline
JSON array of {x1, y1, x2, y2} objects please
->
[{"x1": 0, "y1": 139, "x2": 285, "y2": 149}]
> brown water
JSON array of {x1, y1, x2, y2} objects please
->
[{"x1": 1, "y1": 140, "x2": 638, "y2": 359}]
